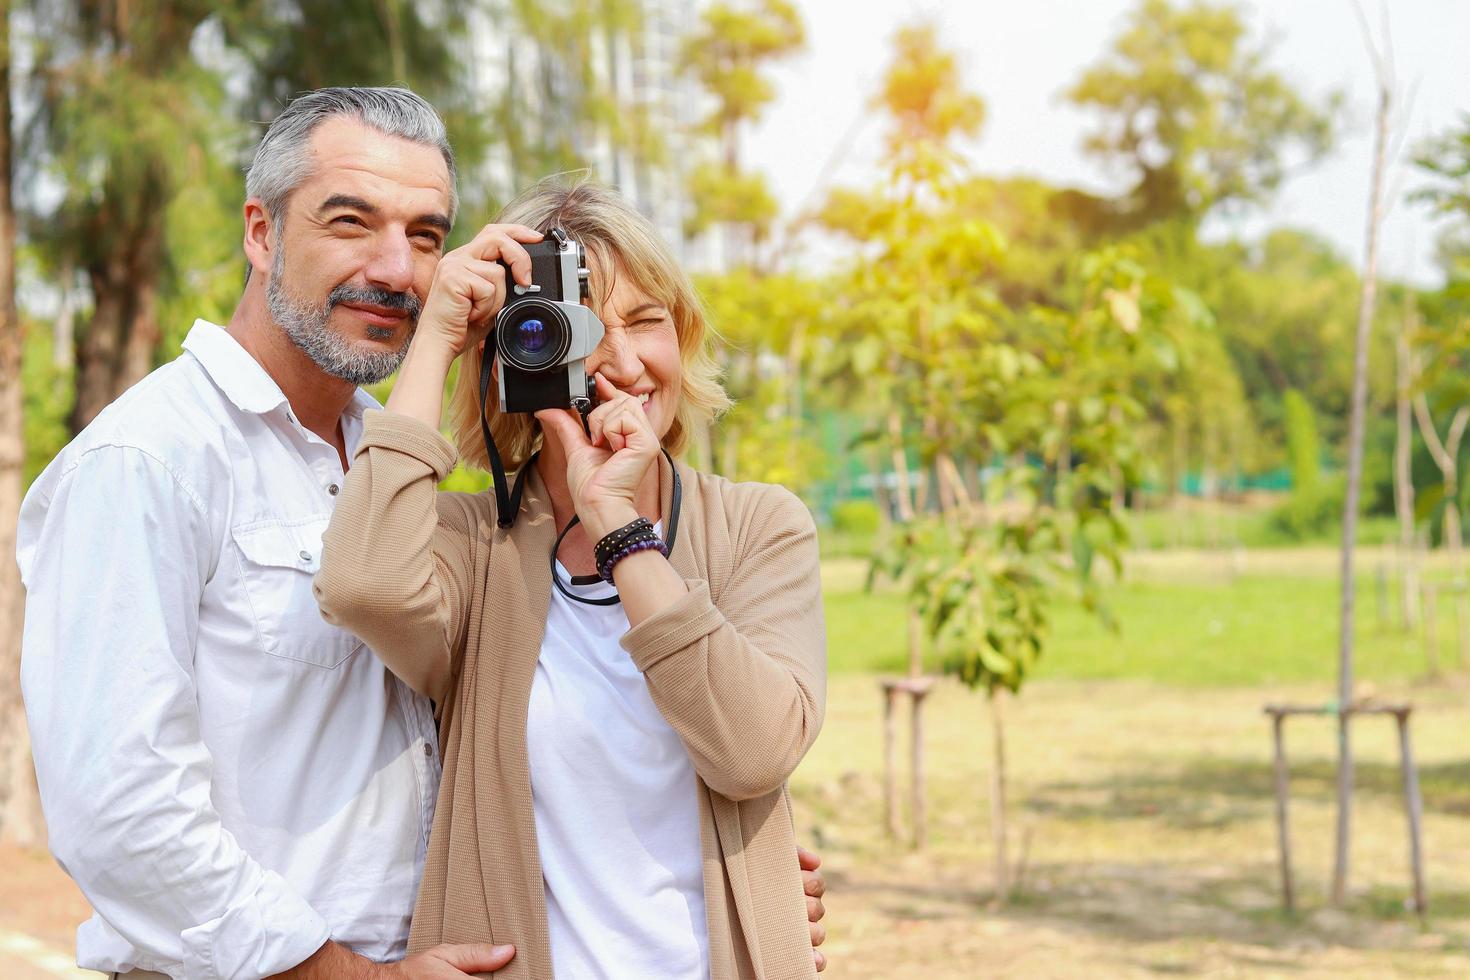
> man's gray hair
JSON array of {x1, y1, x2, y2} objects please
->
[{"x1": 245, "y1": 86, "x2": 459, "y2": 224}]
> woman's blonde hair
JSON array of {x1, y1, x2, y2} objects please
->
[{"x1": 447, "y1": 176, "x2": 730, "y2": 473}]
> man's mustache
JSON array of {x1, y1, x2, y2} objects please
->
[{"x1": 328, "y1": 283, "x2": 423, "y2": 321}]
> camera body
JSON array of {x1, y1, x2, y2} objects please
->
[{"x1": 493, "y1": 229, "x2": 605, "y2": 414}]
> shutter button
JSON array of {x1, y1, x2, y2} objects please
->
[
  {"x1": 328, "y1": 483, "x2": 340, "y2": 496},
  {"x1": 299, "y1": 550, "x2": 312, "y2": 562}
]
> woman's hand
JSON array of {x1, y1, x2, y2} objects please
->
[
  {"x1": 535, "y1": 374, "x2": 661, "y2": 541},
  {"x1": 386, "y1": 224, "x2": 541, "y2": 428},
  {"x1": 415, "y1": 223, "x2": 542, "y2": 358}
]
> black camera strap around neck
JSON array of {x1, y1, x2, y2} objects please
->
[{"x1": 478, "y1": 350, "x2": 520, "y2": 529}]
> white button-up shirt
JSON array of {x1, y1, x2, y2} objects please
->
[{"x1": 18, "y1": 320, "x2": 441, "y2": 979}]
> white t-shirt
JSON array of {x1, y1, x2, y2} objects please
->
[{"x1": 526, "y1": 548, "x2": 710, "y2": 979}]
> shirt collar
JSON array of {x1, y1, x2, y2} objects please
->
[
  {"x1": 180, "y1": 319, "x2": 382, "y2": 419},
  {"x1": 181, "y1": 320, "x2": 290, "y2": 415}
]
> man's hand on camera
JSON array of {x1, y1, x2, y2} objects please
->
[
  {"x1": 270, "y1": 938, "x2": 516, "y2": 979},
  {"x1": 417, "y1": 222, "x2": 543, "y2": 359}
]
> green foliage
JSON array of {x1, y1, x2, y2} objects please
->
[
  {"x1": 20, "y1": 319, "x2": 71, "y2": 486},
  {"x1": 679, "y1": 0, "x2": 804, "y2": 146},
  {"x1": 683, "y1": 161, "x2": 780, "y2": 241},
  {"x1": 1267, "y1": 478, "x2": 1344, "y2": 543},
  {"x1": 1067, "y1": 0, "x2": 1337, "y2": 225},
  {"x1": 831, "y1": 499, "x2": 880, "y2": 536},
  {"x1": 1413, "y1": 112, "x2": 1470, "y2": 278},
  {"x1": 1281, "y1": 389, "x2": 1320, "y2": 494},
  {"x1": 679, "y1": 0, "x2": 803, "y2": 259}
]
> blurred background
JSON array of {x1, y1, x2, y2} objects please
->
[{"x1": 1, "y1": 0, "x2": 1468, "y2": 977}]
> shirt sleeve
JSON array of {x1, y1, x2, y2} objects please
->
[{"x1": 18, "y1": 445, "x2": 331, "y2": 979}]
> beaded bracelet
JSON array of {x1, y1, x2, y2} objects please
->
[
  {"x1": 594, "y1": 517, "x2": 655, "y2": 571},
  {"x1": 599, "y1": 535, "x2": 668, "y2": 583},
  {"x1": 597, "y1": 527, "x2": 662, "y2": 580}
]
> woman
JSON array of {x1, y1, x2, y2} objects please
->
[{"x1": 315, "y1": 178, "x2": 826, "y2": 979}]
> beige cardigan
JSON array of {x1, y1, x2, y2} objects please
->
[{"x1": 314, "y1": 412, "x2": 826, "y2": 979}]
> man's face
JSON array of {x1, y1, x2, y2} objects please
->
[{"x1": 265, "y1": 116, "x2": 453, "y2": 385}]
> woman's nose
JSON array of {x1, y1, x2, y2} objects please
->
[{"x1": 590, "y1": 330, "x2": 642, "y2": 384}]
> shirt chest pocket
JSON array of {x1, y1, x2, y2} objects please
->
[{"x1": 232, "y1": 516, "x2": 363, "y2": 669}]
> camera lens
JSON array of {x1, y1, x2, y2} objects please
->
[
  {"x1": 517, "y1": 318, "x2": 548, "y2": 354},
  {"x1": 497, "y1": 299, "x2": 571, "y2": 372}
]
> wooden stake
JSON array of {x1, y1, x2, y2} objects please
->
[
  {"x1": 1270, "y1": 712, "x2": 1296, "y2": 913},
  {"x1": 1395, "y1": 710, "x2": 1427, "y2": 917},
  {"x1": 911, "y1": 688, "x2": 928, "y2": 850},
  {"x1": 990, "y1": 688, "x2": 1011, "y2": 904},
  {"x1": 1376, "y1": 563, "x2": 1390, "y2": 631},
  {"x1": 1454, "y1": 583, "x2": 1470, "y2": 669},
  {"x1": 882, "y1": 685, "x2": 899, "y2": 839},
  {"x1": 1423, "y1": 584, "x2": 1440, "y2": 676}
]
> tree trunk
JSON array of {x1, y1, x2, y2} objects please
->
[
  {"x1": 53, "y1": 259, "x2": 75, "y2": 369},
  {"x1": 989, "y1": 687, "x2": 1010, "y2": 906},
  {"x1": 1332, "y1": 73, "x2": 1391, "y2": 908},
  {"x1": 69, "y1": 168, "x2": 168, "y2": 434},
  {"x1": 1395, "y1": 311, "x2": 1418, "y2": 628},
  {"x1": 1413, "y1": 394, "x2": 1467, "y2": 555},
  {"x1": 119, "y1": 274, "x2": 161, "y2": 392},
  {"x1": 0, "y1": 0, "x2": 43, "y2": 846},
  {"x1": 887, "y1": 409, "x2": 915, "y2": 522},
  {"x1": 71, "y1": 271, "x2": 128, "y2": 433}
]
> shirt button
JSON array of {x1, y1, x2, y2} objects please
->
[
  {"x1": 423, "y1": 743, "x2": 433, "y2": 758},
  {"x1": 328, "y1": 483, "x2": 340, "y2": 496},
  {"x1": 298, "y1": 550, "x2": 312, "y2": 562}
]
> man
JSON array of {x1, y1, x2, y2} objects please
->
[{"x1": 18, "y1": 87, "x2": 826, "y2": 979}]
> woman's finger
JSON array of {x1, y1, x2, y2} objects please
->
[
  {"x1": 593, "y1": 373, "x2": 623, "y2": 403},
  {"x1": 599, "y1": 399, "x2": 648, "y2": 454},
  {"x1": 535, "y1": 408, "x2": 592, "y2": 450}
]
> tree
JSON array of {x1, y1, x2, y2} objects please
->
[
  {"x1": 0, "y1": 0, "x2": 43, "y2": 846},
  {"x1": 22, "y1": 1, "x2": 244, "y2": 433},
  {"x1": 1067, "y1": 0, "x2": 1336, "y2": 228},
  {"x1": 679, "y1": 0, "x2": 803, "y2": 263},
  {"x1": 1410, "y1": 308, "x2": 1470, "y2": 553},
  {"x1": 223, "y1": 0, "x2": 494, "y2": 220},
  {"x1": 1331, "y1": 2, "x2": 1394, "y2": 906},
  {"x1": 1414, "y1": 112, "x2": 1470, "y2": 278}
]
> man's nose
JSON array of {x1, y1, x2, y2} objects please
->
[{"x1": 363, "y1": 233, "x2": 415, "y2": 294}]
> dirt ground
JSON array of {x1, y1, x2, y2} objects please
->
[
  {"x1": 3, "y1": 673, "x2": 1468, "y2": 978},
  {"x1": 793, "y1": 675, "x2": 1470, "y2": 978}
]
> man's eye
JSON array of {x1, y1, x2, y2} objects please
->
[{"x1": 334, "y1": 215, "x2": 364, "y2": 227}]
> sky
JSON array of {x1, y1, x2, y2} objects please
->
[{"x1": 742, "y1": 0, "x2": 1470, "y2": 286}]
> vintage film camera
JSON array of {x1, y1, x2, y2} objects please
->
[{"x1": 492, "y1": 227, "x2": 605, "y2": 415}]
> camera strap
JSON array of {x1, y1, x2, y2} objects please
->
[{"x1": 478, "y1": 351, "x2": 519, "y2": 529}]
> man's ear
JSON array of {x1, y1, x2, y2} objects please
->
[{"x1": 242, "y1": 199, "x2": 275, "y2": 281}]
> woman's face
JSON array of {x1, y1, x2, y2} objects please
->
[{"x1": 579, "y1": 265, "x2": 683, "y2": 443}]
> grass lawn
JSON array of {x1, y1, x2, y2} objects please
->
[{"x1": 823, "y1": 546, "x2": 1460, "y2": 686}]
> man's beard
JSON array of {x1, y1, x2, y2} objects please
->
[{"x1": 266, "y1": 246, "x2": 423, "y2": 386}]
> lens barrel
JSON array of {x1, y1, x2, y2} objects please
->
[{"x1": 497, "y1": 299, "x2": 572, "y2": 372}]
